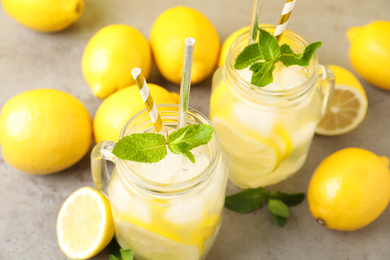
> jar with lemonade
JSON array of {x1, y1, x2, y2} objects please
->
[
  {"x1": 210, "y1": 26, "x2": 335, "y2": 188},
  {"x1": 91, "y1": 105, "x2": 228, "y2": 260}
]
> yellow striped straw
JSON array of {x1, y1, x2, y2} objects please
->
[
  {"x1": 274, "y1": 0, "x2": 297, "y2": 41},
  {"x1": 131, "y1": 68, "x2": 167, "y2": 138}
]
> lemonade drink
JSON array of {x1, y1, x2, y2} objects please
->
[
  {"x1": 91, "y1": 105, "x2": 228, "y2": 260},
  {"x1": 210, "y1": 26, "x2": 334, "y2": 188}
]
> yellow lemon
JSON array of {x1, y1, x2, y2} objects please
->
[
  {"x1": 1, "y1": 0, "x2": 84, "y2": 32},
  {"x1": 218, "y1": 24, "x2": 272, "y2": 67},
  {"x1": 93, "y1": 83, "x2": 179, "y2": 143},
  {"x1": 57, "y1": 187, "x2": 114, "y2": 259},
  {"x1": 82, "y1": 24, "x2": 152, "y2": 99},
  {"x1": 348, "y1": 21, "x2": 390, "y2": 90},
  {"x1": 308, "y1": 147, "x2": 390, "y2": 231},
  {"x1": 315, "y1": 65, "x2": 368, "y2": 135},
  {"x1": 150, "y1": 6, "x2": 220, "y2": 84},
  {"x1": 0, "y1": 89, "x2": 92, "y2": 174}
]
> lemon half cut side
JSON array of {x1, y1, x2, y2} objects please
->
[
  {"x1": 315, "y1": 65, "x2": 368, "y2": 135},
  {"x1": 57, "y1": 187, "x2": 114, "y2": 259}
]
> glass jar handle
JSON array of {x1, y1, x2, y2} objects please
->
[
  {"x1": 317, "y1": 64, "x2": 335, "y2": 117},
  {"x1": 91, "y1": 141, "x2": 116, "y2": 198}
]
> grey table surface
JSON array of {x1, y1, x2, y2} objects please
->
[{"x1": 1, "y1": 0, "x2": 390, "y2": 259}]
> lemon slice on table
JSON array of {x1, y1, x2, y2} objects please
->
[
  {"x1": 57, "y1": 187, "x2": 114, "y2": 259},
  {"x1": 315, "y1": 65, "x2": 368, "y2": 135}
]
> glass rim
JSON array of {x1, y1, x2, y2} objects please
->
[
  {"x1": 225, "y1": 25, "x2": 319, "y2": 100},
  {"x1": 116, "y1": 103, "x2": 221, "y2": 195}
]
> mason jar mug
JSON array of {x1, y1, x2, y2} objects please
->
[
  {"x1": 91, "y1": 104, "x2": 228, "y2": 260},
  {"x1": 209, "y1": 26, "x2": 335, "y2": 188}
]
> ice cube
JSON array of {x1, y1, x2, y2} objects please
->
[
  {"x1": 130, "y1": 197, "x2": 152, "y2": 224},
  {"x1": 109, "y1": 174, "x2": 152, "y2": 223},
  {"x1": 233, "y1": 103, "x2": 276, "y2": 137},
  {"x1": 109, "y1": 173, "x2": 132, "y2": 213},
  {"x1": 237, "y1": 67, "x2": 253, "y2": 82},
  {"x1": 273, "y1": 64, "x2": 307, "y2": 90},
  {"x1": 291, "y1": 122, "x2": 317, "y2": 148},
  {"x1": 130, "y1": 149, "x2": 186, "y2": 184},
  {"x1": 165, "y1": 199, "x2": 205, "y2": 226},
  {"x1": 169, "y1": 145, "x2": 210, "y2": 183}
]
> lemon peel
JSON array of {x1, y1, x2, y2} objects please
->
[
  {"x1": 0, "y1": 89, "x2": 92, "y2": 174},
  {"x1": 2, "y1": 0, "x2": 84, "y2": 32},
  {"x1": 348, "y1": 21, "x2": 390, "y2": 90},
  {"x1": 150, "y1": 6, "x2": 220, "y2": 84},
  {"x1": 308, "y1": 147, "x2": 390, "y2": 231},
  {"x1": 82, "y1": 24, "x2": 152, "y2": 99}
]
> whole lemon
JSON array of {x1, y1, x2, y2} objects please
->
[
  {"x1": 308, "y1": 147, "x2": 390, "y2": 231},
  {"x1": 1, "y1": 0, "x2": 84, "y2": 32},
  {"x1": 0, "y1": 89, "x2": 93, "y2": 174},
  {"x1": 82, "y1": 24, "x2": 152, "y2": 99},
  {"x1": 348, "y1": 21, "x2": 390, "y2": 90},
  {"x1": 150, "y1": 6, "x2": 220, "y2": 84},
  {"x1": 93, "y1": 84, "x2": 179, "y2": 143}
]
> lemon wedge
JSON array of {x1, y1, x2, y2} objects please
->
[
  {"x1": 57, "y1": 187, "x2": 114, "y2": 259},
  {"x1": 315, "y1": 65, "x2": 368, "y2": 135}
]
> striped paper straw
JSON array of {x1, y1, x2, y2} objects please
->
[
  {"x1": 131, "y1": 68, "x2": 167, "y2": 137},
  {"x1": 274, "y1": 0, "x2": 297, "y2": 41}
]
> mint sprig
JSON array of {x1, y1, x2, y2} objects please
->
[
  {"x1": 234, "y1": 28, "x2": 323, "y2": 88},
  {"x1": 224, "y1": 187, "x2": 305, "y2": 227},
  {"x1": 112, "y1": 124, "x2": 214, "y2": 164},
  {"x1": 108, "y1": 238, "x2": 133, "y2": 260},
  {"x1": 109, "y1": 249, "x2": 134, "y2": 260}
]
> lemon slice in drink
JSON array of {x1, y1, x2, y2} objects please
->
[
  {"x1": 212, "y1": 116, "x2": 280, "y2": 177},
  {"x1": 316, "y1": 65, "x2": 368, "y2": 135},
  {"x1": 57, "y1": 187, "x2": 114, "y2": 259}
]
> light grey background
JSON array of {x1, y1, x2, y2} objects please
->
[{"x1": 1, "y1": 0, "x2": 390, "y2": 259}]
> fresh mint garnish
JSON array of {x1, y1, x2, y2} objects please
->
[
  {"x1": 109, "y1": 249, "x2": 134, "y2": 260},
  {"x1": 225, "y1": 187, "x2": 305, "y2": 227},
  {"x1": 112, "y1": 133, "x2": 167, "y2": 163},
  {"x1": 167, "y1": 124, "x2": 214, "y2": 163},
  {"x1": 234, "y1": 28, "x2": 323, "y2": 88},
  {"x1": 112, "y1": 124, "x2": 214, "y2": 164},
  {"x1": 108, "y1": 238, "x2": 133, "y2": 260}
]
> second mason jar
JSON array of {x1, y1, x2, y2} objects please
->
[{"x1": 209, "y1": 26, "x2": 334, "y2": 188}]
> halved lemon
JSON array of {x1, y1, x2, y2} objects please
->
[
  {"x1": 315, "y1": 65, "x2": 368, "y2": 135},
  {"x1": 57, "y1": 187, "x2": 114, "y2": 259}
]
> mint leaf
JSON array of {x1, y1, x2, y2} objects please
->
[
  {"x1": 251, "y1": 61, "x2": 275, "y2": 87},
  {"x1": 120, "y1": 249, "x2": 134, "y2": 260},
  {"x1": 224, "y1": 187, "x2": 266, "y2": 213},
  {"x1": 110, "y1": 249, "x2": 134, "y2": 260},
  {"x1": 225, "y1": 187, "x2": 304, "y2": 227},
  {"x1": 279, "y1": 41, "x2": 323, "y2": 67},
  {"x1": 233, "y1": 28, "x2": 322, "y2": 88},
  {"x1": 168, "y1": 124, "x2": 214, "y2": 163},
  {"x1": 108, "y1": 238, "x2": 121, "y2": 259},
  {"x1": 268, "y1": 199, "x2": 289, "y2": 218},
  {"x1": 234, "y1": 43, "x2": 263, "y2": 70},
  {"x1": 249, "y1": 62, "x2": 264, "y2": 73},
  {"x1": 268, "y1": 191, "x2": 305, "y2": 207},
  {"x1": 271, "y1": 213, "x2": 287, "y2": 227},
  {"x1": 258, "y1": 29, "x2": 281, "y2": 61},
  {"x1": 112, "y1": 133, "x2": 167, "y2": 163},
  {"x1": 112, "y1": 124, "x2": 214, "y2": 164}
]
